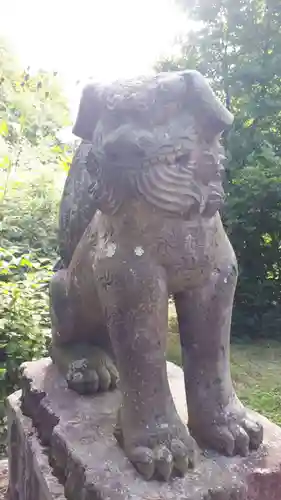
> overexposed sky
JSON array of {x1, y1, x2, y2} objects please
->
[{"x1": 1, "y1": 0, "x2": 189, "y2": 116}]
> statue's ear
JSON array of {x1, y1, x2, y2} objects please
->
[
  {"x1": 72, "y1": 84, "x2": 102, "y2": 141},
  {"x1": 181, "y1": 70, "x2": 233, "y2": 137}
]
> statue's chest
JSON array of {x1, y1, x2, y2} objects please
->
[{"x1": 151, "y1": 219, "x2": 218, "y2": 291}]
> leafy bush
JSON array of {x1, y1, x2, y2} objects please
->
[
  {"x1": 1, "y1": 148, "x2": 64, "y2": 254},
  {"x1": 0, "y1": 38, "x2": 71, "y2": 455},
  {"x1": 0, "y1": 152, "x2": 67, "y2": 456},
  {"x1": 224, "y1": 143, "x2": 281, "y2": 339},
  {"x1": 0, "y1": 248, "x2": 52, "y2": 387},
  {"x1": 0, "y1": 156, "x2": 66, "y2": 452},
  {"x1": 0, "y1": 247, "x2": 54, "y2": 455}
]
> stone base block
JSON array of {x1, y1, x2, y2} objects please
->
[
  {"x1": 6, "y1": 390, "x2": 65, "y2": 500},
  {"x1": 6, "y1": 358, "x2": 281, "y2": 500}
]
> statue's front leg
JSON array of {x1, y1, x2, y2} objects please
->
[
  {"x1": 96, "y1": 257, "x2": 197, "y2": 481},
  {"x1": 175, "y1": 239, "x2": 263, "y2": 457}
]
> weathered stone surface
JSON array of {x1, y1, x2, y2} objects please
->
[
  {"x1": 7, "y1": 358, "x2": 281, "y2": 500},
  {"x1": 0, "y1": 459, "x2": 8, "y2": 500},
  {"x1": 6, "y1": 390, "x2": 65, "y2": 500},
  {"x1": 49, "y1": 70, "x2": 263, "y2": 479}
]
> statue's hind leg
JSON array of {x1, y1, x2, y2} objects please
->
[
  {"x1": 174, "y1": 239, "x2": 263, "y2": 456},
  {"x1": 49, "y1": 269, "x2": 118, "y2": 394}
]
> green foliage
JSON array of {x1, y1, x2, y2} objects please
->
[
  {"x1": 0, "y1": 38, "x2": 70, "y2": 454},
  {"x1": 0, "y1": 244, "x2": 54, "y2": 456},
  {"x1": 224, "y1": 143, "x2": 281, "y2": 338},
  {"x1": 0, "y1": 37, "x2": 70, "y2": 146},
  {"x1": 0, "y1": 155, "x2": 64, "y2": 453},
  {"x1": 158, "y1": 0, "x2": 281, "y2": 339},
  {"x1": 1, "y1": 154, "x2": 64, "y2": 255},
  {"x1": 0, "y1": 248, "x2": 52, "y2": 390}
]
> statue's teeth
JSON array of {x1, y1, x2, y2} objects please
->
[
  {"x1": 143, "y1": 146, "x2": 191, "y2": 168},
  {"x1": 156, "y1": 153, "x2": 176, "y2": 164}
]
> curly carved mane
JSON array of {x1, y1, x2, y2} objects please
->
[{"x1": 72, "y1": 70, "x2": 232, "y2": 219}]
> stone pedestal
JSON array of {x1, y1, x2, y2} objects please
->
[{"x1": 6, "y1": 358, "x2": 281, "y2": 500}]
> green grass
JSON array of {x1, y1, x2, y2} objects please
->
[{"x1": 167, "y1": 309, "x2": 281, "y2": 426}]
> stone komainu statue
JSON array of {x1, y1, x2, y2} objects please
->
[{"x1": 50, "y1": 70, "x2": 263, "y2": 481}]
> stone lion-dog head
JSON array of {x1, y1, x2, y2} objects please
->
[{"x1": 73, "y1": 70, "x2": 233, "y2": 220}]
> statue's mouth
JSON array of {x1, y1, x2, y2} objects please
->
[
  {"x1": 142, "y1": 144, "x2": 189, "y2": 169},
  {"x1": 141, "y1": 142, "x2": 224, "y2": 184},
  {"x1": 134, "y1": 140, "x2": 225, "y2": 219}
]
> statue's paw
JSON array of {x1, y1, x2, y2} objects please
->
[
  {"x1": 51, "y1": 344, "x2": 119, "y2": 394},
  {"x1": 66, "y1": 355, "x2": 119, "y2": 394},
  {"x1": 114, "y1": 411, "x2": 197, "y2": 481},
  {"x1": 190, "y1": 404, "x2": 263, "y2": 457},
  {"x1": 128, "y1": 437, "x2": 197, "y2": 481}
]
